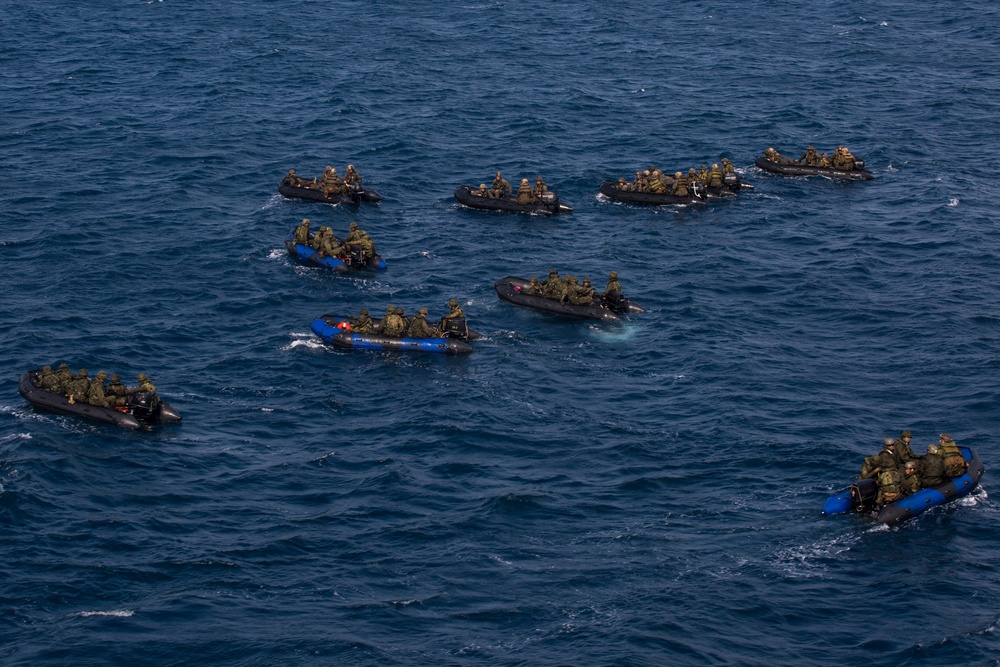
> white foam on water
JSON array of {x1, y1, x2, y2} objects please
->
[
  {"x1": 948, "y1": 198, "x2": 959, "y2": 207},
  {"x1": 78, "y1": 609, "x2": 135, "y2": 618},
  {"x1": 267, "y1": 248, "x2": 285, "y2": 260}
]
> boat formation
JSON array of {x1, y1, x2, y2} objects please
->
[
  {"x1": 823, "y1": 432, "x2": 984, "y2": 525},
  {"x1": 19, "y1": 365, "x2": 181, "y2": 429}
]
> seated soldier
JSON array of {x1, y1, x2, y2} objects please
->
[
  {"x1": 697, "y1": 165, "x2": 709, "y2": 183},
  {"x1": 920, "y1": 444, "x2": 946, "y2": 488},
  {"x1": 475, "y1": 183, "x2": 489, "y2": 197},
  {"x1": 107, "y1": 373, "x2": 128, "y2": 406},
  {"x1": 55, "y1": 362, "x2": 74, "y2": 393},
  {"x1": 128, "y1": 373, "x2": 157, "y2": 396},
  {"x1": 352, "y1": 308, "x2": 374, "y2": 334},
  {"x1": 319, "y1": 166, "x2": 346, "y2": 197},
  {"x1": 407, "y1": 307, "x2": 438, "y2": 338},
  {"x1": 721, "y1": 158, "x2": 736, "y2": 174},
  {"x1": 631, "y1": 171, "x2": 647, "y2": 192},
  {"x1": 344, "y1": 164, "x2": 363, "y2": 188},
  {"x1": 87, "y1": 371, "x2": 115, "y2": 409},
  {"x1": 569, "y1": 277, "x2": 596, "y2": 305},
  {"x1": 797, "y1": 146, "x2": 820, "y2": 166},
  {"x1": 489, "y1": 171, "x2": 512, "y2": 198},
  {"x1": 558, "y1": 275, "x2": 578, "y2": 305},
  {"x1": 763, "y1": 147, "x2": 792, "y2": 164},
  {"x1": 938, "y1": 433, "x2": 967, "y2": 477},
  {"x1": 533, "y1": 176, "x2": 548, "y2": 198},
  {"x1": 524, "y1": 276, "x2": 541, "y2": 295},
  {"x1": 672, "y1": 172, "x2": 690, "y2": 197},
  {"x1": 282, "y1": 169, "x2": 304, "y2": 188},
  {"x1": 376, "y1": 305, "x2": 395, "y2": 334},
  {"x1": 293, "y1": 218, "x2": 312, "y2": 246},
  {"x1": 901, "y1": 460, "x2": 922, "y2": 496},
  {"x1": 67, "y1": 369, "x2": 91, "y2": 405},
  {"x1": 540, "y1": 270, "x2": 563, "y2": 299},
  {"x1": 647, "y1": 171, "x2": 667, "y2": 194},
  {"x1": 818, "y1": 153, "x2": 832, "y2": 168},
  {"x1": 707, "y1": 164, "x2": 724, "y2": 187},
  {"x1": 875, "y1": 464, "x2": 904, "y2": 508},
  {"x1": 605, "y1": 271, "x2": 622, "y2": 296},
  {"x1": 382, "y1": 308, "x2": 407, "y2": 337},
  {"x1": 616, "y1": 176, "x2": 630, "y2": 191},
  {"x1": 516, "y1": 178, "x2": 535, "y2": 205},
  {"x1": 439, "y1": 298, "x2": 468, "y2": 338},
  {"x1": 36, "y1": 366, "x2": 61, "y2": 393}
]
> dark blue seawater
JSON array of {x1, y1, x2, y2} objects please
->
[{"x1": 3, "y1": 1, "x2": 1000, "y2": 665}]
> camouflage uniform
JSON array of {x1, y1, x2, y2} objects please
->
[
  {"x1": 540, "y1": 270, "x2": 561, "y2": 298},
  {"x1": 697, "y1": 165, "x2": 709, "y2": 183},
  {"x1": 128, "y1": 373, "x2": 156, "y2": 395},
  {"x1": 407, "y1": 308, "x2": 437, "y2": 338},
  {"x1": 938, "y1": 434, "x2": 966, "y2": 477},
  {"x1": 920, "y1": 445, "x2": 946, "y2": 487},
  {"x1": 797, "y1": 147, "x2": 820, "y2": 166},
  {"x1": 282, "y1": 169, "x2": 303, "y2": 188},
  {"x1": 38, "y1": 366, "x2": 62, "y2": 393},
  {"x1": 857, "y1": 455, "x2": 880, "y2": 481},
  {"x1": 533, "y1": 177, "x2": 548, "y2": 198},
  {"x1": 606, "y1": 271, "x2": 622, "y2": 295},
  {"x1": 441, "y1": 299, "x2": 465, "y2": 322},
  {"x1": 383, "y1": 309, "x2": 407, "y2": 337},
  {"x1": 107, "y1": 374, "x2": 128, "y2": 406},
  {"x1": 875, "y1": 466, "x2": 904, "y2": 507},
  {"x1": 895, "y1": 430, "x2": 917, "y2": 462},
  {"x1": 707, "y1": 164, "x2": 724, "y2": 187},
  {"x1": 721, "y1": 158, "x2": 735, "y2": 174},
  {"x1": 344, "y1": 164, "x2": 362, "y2": 187},
  {"x1": 490, "y1": 172, "x2": 511, "y2": 198},
  {"x1": 320, "y1": 167, "x2": 345, "y2": 196},
  {"x1": 901, "y1": 461, "x2": 922, "y2": 495},
  {"x1": 352, "y1": 309, "x2": 374, "y2": 334},
  {"x1": 524, "y1": 277, "x2": 541, "y2": 295},
  {"x1": 87, "y1": 371, "x2": 115, "y2": 408},
  {"x1": 558, "y1": 275, "x2": 578, "y2": 304},
  {"x1": 293, "y1": 219, "x2": 311, "y2": 246},
  {"x1": 475, "y1": 184, "x2": 489, "y2": 197},
  {"x1": 516, "y1": 179, "x2": 535, "y2": 205},
  {"x1": 570, "y1": 277, "x2": 595, "y2": 306},
  {"x1": 68, "y1": 369, "x2": 91, "y2": 404},
  {"x1": 647, "y1": 172, "x2": 667, "y2": 194},
  {"x1": 56, "y1": 363, "x2": 74, "y2": 393},
  {"x1": 672, "y1": 172, "x2": 690, "y2": 197}
]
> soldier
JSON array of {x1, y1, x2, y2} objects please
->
[
  {"x1": 938, "y1": 434, "x2": 966, "y2": 477},
  {"x1": 129, "y1": 373, "x2": 156, "y2": 395},
  {"x1": 540, "y1": 269, "x2": 562, "y2": 298},
  {"x1": 687, "y1": 168, "x2": 699, "y2": 185},
  {"x1": 309, "y1": 226, "x2": 328, "y2": 252},
  {"x1": 875, "y1": 464, "x2": 904, "y2": 508},
  {"x1": 345, "y1": 222, "x2": 375, "y2": 258},
  {"x1": 857, "y1": 454, "x2": 880, "y2": 481},
  {"x1": 87, "y1": 371, "x2": 115, "y2": 408},
  {"x1": 281, "y1": 168, "x2": 303, "y2": 188},
  {"x1": 441, "y1": 298, "x2": 465, "y2": 324},
  {"x1": 671, "y1": 171, "x2": 691, "y2": 197},
  {"x1": 895, "y1": 430, "x2": 917, "y2": 462},
  {"x1": 55, "y1": 362, "x2": 74, "y2": 393},
  {"x1": 797, "y1": 146, "x2": 820, "y2": 166},
  {"x1": 901, "y1": 460, "x2": 922, "y2": 495},
  {"x1": 107, "y1": 373, "x2": 128, "y2": 406},
  {"x1": 873, "y1": 438, "x2": 899, "y2": 471},
  {"x1": 475, "y1": 183, "x2": 489, "y2": 197},
  {"x1": 605, "y1": 271, "x2": 622, "y2": 296},
  {"x1": 721, "y1": 158, "x2": 736, "y2": 174},
  {"x1": 647, "y1": 171, "x2": 667, "y2": 194},
  {"x1": 36, "y1": 366, "x2": 62, "y2": 393},
  {"x1": 558, "y1": 275, "x2": 578, "y2": 305},
  {"x1": 67, "y1": 369, "x2": 91, "y2": 404},
  {"x1": 533, "y1": 176, "x2": 548, "y2": 198},
  {"x1": 320, "y1": 166, "x2": 345, "y2": 197},
  {"x1": 490, "y1": 171, "x2": 512, "y2": 198},
  {"x1": 764, "y1": 147, "x2": 791, "y2": 164},
  {"x1": 344, "y1": 164, "x2": 363, "y2": 187},
  {"x1": 524, "y1": 276, "x2": 541, "y2": 295},
  {"x1": 382, "y1": 307, "x2": 406, "y2": 337},
  {"x1": 293, "y1": 218, "x2": 312, "y2": 246},
  {"x1": 818, "y1": 152, "x2": 832, "y2": 168},
  {"x1": 920, "y1": 444, "x2": 946, "y2": 488},
  {"x1": 377, "y1": 305, "x2": 395, "y2": 334},
  {"x1": 632, "y1": 170, "x2": 647, "y2": 192},
  {"x1": 697, "y1": 165, "x2": 709, "y2": 183},
  {"x1": 357, "y1": 309, "x2": 376, "y2": 334},
  {"x1": 617, "y1": 177, "x2": 630, "y2": 191},
  {"x1": 570, "y1": 277, "x2": 596, "y2": 306},
  {"x1": 516, "y1": 178, "x2": 535, "y2": 205},
  {"x1": 707, "y1": 164, "x2": 724, "y2": 188},
  {"x1": 407, "y1": 308, "x2": 438, "y2": 338}
]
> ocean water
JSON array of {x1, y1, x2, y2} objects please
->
[{"x1": 3, "y1": 1, "x2": 1000, "y2": 665}]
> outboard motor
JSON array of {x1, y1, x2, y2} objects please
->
[
  {"x1": 347, "y1": 244, "x2": 365, "y2": 266},
  {"x1": 602, "y1": 290, "x2": 626, "y2": 313},
  {"x1": 853, "y1": 159, "x2": 865, "y2": 171},
  {"x1": 128, "y1": 391, "x2": 162, "y2": 425},
  {"x1": 440, "y1": 317, "x2": 469, "y2": 340},
  {"x1": 723, "y1": 172, "x2": 740, "y2": 189},
  {"x1": 849, "y1": 478, "x2": 878, "y2": 513}
]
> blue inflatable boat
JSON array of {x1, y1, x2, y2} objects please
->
[
  {"x1": 285, "y1": 229, "x2": 386, "y2": 273},
  {"x1": 822, "y1": 447, "x2": 984, "y2": 526},
  {"x1": 311, "y1": 315, "x2": 479, "y2": 355}
]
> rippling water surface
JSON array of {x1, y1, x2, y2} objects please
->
[{"x1": 3, "y1": 2, "x2": 1000, "y2": 665}]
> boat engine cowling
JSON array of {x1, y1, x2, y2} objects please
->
[
  {"x1": 539, "y1": 191, "x2": 558, "y2": 204},
  {"x1": 853, "y1": 159, "x2": 865, "y2": 171},
  {"x1": 850, "y1": 478, "x2": 878, "y2": 513},
  {"x1": 440, "y1": 317, "x2": 469, "y2": 340},
  {"x1": 723, "y1": 172, "x2": 740, "y2": 186},
  {"x1": 128, "y1": 391, "x2": 162, "y2": 424}
]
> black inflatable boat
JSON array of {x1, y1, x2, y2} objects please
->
[
  {"x1": 278, "y1": 181, "x2": 383, "y2": 204},
  {"x1": 598, "y1": 180, "x2": 706, "y2": 206},
  {"x1": 454, "y1": 185, "x2": 572, "y2": 215},
  {"x1": 19, "y1": 371, "x2": 182, "y2": 429},
  {"x1": 494, "y1": 276, "x2": 644, "y2": 322},
  {"x1": 754, "y1": 156, "x2": 875, "y2": 181}
]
